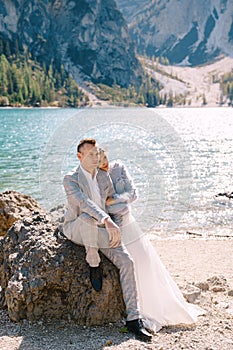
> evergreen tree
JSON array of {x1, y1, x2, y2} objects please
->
[
  {"x1": 0, "y1": 54, "x2": 9, "y2": 95},
  {"x1": 167, "y1": 91, "x2": 173, "y2": 107},
  {"x1": 4, "y1": 41, "x2": 11, "y2": 58},
  {"x1": 0, "y1": 39, "x2": 3, "y2": 54}
]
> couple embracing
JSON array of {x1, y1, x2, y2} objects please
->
[{"x1": 63, "y1": 138, "x2": 204, "y2": 342}]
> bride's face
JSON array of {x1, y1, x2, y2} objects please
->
[{"x1": 99, "y1": 150, "x2": 109, "y2": 171}]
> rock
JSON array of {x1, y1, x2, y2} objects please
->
[
  {"x1": 0, "y1": 190, "x2": 45, "y2": 237},
  {"x1": 212, "y1": 286, "x2": 226, "y2": 293},
  {"x1": 207, "y1": 275, "x2": 228, "y2": 293},
  {"x1": 216, "y1": 302, "x2": 229, "y2": 309},
  {"x1": 0, "y1": 211, "x2": 125, "y2": 325},
  {"x1": 226, "y1": 307, "x2": 233, "y2": 316},
  {"x1": 215, "y1": 192, "x2": 233, "y2": 199},
  {"x1": 195, "y1": 281, "x2": 209, "y2": 292},
  {"x1": 182, "y1": 284, "x2": 201, "y2": 304},
  {"x1": 49, "y1": 204, "x2": 66, "y2": 232},
  {"x1": 228, "y1": 290, "x2": 233, "y2": 297}
]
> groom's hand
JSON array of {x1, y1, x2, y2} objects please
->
[{"x1": 104, "y1": 217, "x2": 121, "y2": 248}]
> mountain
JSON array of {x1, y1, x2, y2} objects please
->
[
  {"x1": 116, "y1": 0, "x2": 152, "y2": 22},
  {"x1": 0, "y1": 0, "x2": 142, "y2": 88},
  {"x1": 140, "y1": 55, "x2": 233, "y2": 107},
  {"x1": 116, "y1": 0, "x2": 233, "y2": 66}
]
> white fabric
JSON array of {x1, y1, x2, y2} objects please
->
[
  {"x1": 80, "y1": 166, "x2": 108, "y2": 224},
  {"x1": 86, "y1": 247, "x2": 101, "y2": 267},
  {"x1": 80, "y1": 166, "x2": 103, "y2": 209},
  {"x1": 121, "y1": 214, "x2": 205, "y2": 332}
]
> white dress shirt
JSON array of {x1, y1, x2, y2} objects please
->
[
  {"x1": 80, "y1": 165, "x2": 103, "y2": 208},
  {"x1": 80, "y1": 166, "x2": 109, "y2": 224}
]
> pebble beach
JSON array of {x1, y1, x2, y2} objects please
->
[{"x1": 1, "y1": 237, "x2": 233, "y2": 350}]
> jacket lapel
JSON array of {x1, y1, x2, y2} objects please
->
[
  {"x1": 77, "y1": 167, "x2": 108, "y2": 209},
  {"x1": 76, "y1": 166, "x2": 93, "y2": 199},
  {"x1": 97, "y1": 170, "x2": 109, "y2": 207}
]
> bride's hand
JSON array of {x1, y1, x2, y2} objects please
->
[
  {"x1": 104, "y1": 217, "x2": 121, "y2": 248},
  {"x1": 106, "y1": 197, "x2": 115, "y2": 206}
]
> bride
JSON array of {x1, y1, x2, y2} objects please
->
[{"x1": 99, "y1": 148, "x2": 204, "y2": 332}]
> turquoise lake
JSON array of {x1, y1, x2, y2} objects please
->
[{"x1": 1, "y1": 107, "x2": 233, "y2": 238}]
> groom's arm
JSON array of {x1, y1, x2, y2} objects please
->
[
  {"x1": 64, "y1": 171, "x2": 121, "y2": 248},
  {"x1": 63, "y1": 174, "x2": 108, "y2": 224}
]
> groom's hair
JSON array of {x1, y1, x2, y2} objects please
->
[{"x1": 77, "y1": 138, "x2": 96, "y2": 153}]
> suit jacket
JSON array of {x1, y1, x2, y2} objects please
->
[
  {"x1": 109, "y1": 160, "x2": 138, "y2": 203},
  {"x1": 107, "y1": 161, "x2": 138, "y2": 216},
  {"x1": 63, "y1": 166, "x2": 114, "y2": 225}
]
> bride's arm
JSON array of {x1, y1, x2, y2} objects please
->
[{"x1": 110, "y1": 162, "x2": 138, "y2": 204}]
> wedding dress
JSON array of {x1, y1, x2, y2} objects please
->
[
  {"x1": 107, "y1": 160, "x2": 204, "y2": 332},
  {"x1": 121, "y1": 214, "x2": 204, "y2": 332}
]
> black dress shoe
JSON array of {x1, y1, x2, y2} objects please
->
[
  {"x1": 89, "y1": 266, "x2": 102, "y2": 292},
  {"x1": 126, "y1": 319, "x2": 152, "y2": 342}
]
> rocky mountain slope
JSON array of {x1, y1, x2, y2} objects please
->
[
  {"x1": 116, "y1": 0, "x2": 151, "y2": 22},
  {"x1": 0, "y1": 0, "x2": 142, "y2": 88},
  {"x1": 116, "y1": 0, "x2": 233, "y2": 66},
  {"x1": 1, "y1": 0, "x2": 233, "y2": 103},
  {"x1": 141, "y1": 55, "x2": 233, "y2": 107}
]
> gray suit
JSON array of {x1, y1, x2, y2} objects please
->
[{"x1": 63, "y1": 166, "x2": 140, "y2": 321}]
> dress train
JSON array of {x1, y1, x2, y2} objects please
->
[{"x1": 121, "y1": 214, "x2": 205, "y2": 332}]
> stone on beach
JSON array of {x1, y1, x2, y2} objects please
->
[
  {"x1": 0, "y1": 191, "x2": 125, "y2": 325},
  {"x1": 182, "y1": 284, "x2": 201, "y2": 304}
]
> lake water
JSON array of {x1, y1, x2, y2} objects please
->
[{"x1": 1, "y1": 107, "x2": 233, "y2": 239}]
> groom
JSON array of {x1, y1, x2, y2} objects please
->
[{"x1": 63, "y1": 138, "x2": 152, "y2": 342}]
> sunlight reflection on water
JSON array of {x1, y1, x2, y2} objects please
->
[{"x1": 1, "y1": 107, "x2": 233, "y2": 238}]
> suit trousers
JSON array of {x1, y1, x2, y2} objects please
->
[
  {"x1": 63, "y1": 213, "x2": 109, "y2": 266},
  {"x1": 63, "y1": 214, "x2": 140, "y2": 321}
]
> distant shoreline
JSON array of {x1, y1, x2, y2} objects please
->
[{"x1": 0, "y1": 104, "x2": 232, "y2": 109}]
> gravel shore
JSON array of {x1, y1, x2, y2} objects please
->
[{"x1": 1, "y1": 238, "x2": 233, "y2": 350}]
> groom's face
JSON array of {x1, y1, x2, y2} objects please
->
[{"x1": 77, "y1": 143, "x2": 99, "y2": 172}]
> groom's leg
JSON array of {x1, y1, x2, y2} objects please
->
[
  {"x1": 63, "y1": 214, "x2": 100, "y2": 267},
  {"x1": 100, "y1": 245, "x2": 140, "y2": 321}
]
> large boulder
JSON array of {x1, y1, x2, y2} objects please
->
[
  {"x1": 0, "y1": 195, "x2": 125, "y2": 325},
  {"x1": 0, "y1": 190, "x2": 45, "y2": 236}
]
